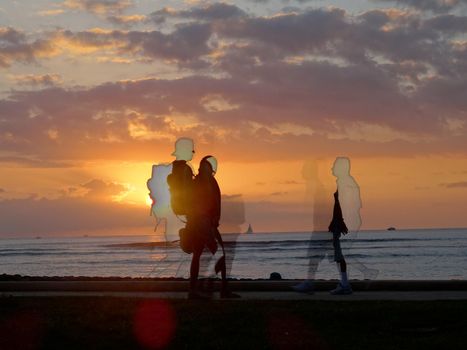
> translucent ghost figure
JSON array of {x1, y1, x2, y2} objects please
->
[
  {"x1": 302, "y1": 159, "x2": 330, "y2": 233},
  {"x1": 332, "y1": 157, "x2": 362, "y2": 234},
  {"x1": 147, "y1": 164, "x2": 172, "y2": 221},
  {"x1": 333, "y1": 156, "x2": 378, "y2": 280},
  {"x1": 294, "y1": 156, "x2": 377, "y2": 294},
  {"x1": 145, "y1": 138, "x2": 195, "y2": 277}
]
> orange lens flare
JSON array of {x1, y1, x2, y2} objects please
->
[{"x1": 133, "y1": 300, "x2": 176, "y2": 349}]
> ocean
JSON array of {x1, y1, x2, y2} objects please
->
[{"x1": 1, "y1": 228, "x2": 466, "y2": 280}]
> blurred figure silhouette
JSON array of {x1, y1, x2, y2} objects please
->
[
  {"x1": 294, "y1": 157, "x2": 377, "y2": 294},
  {"x1": 304, "y1": 159, "x2": 331, "y2": 284},
  {"x1": 330, "y1": 157, "x2": 376, "y2": 294},
  {"x1": 194, "y1": 194, "x2": 244, "y2": 288},
  {"x1": 333, "y1": 157, "x2": 378, "y2": 281},
  {"x1": 148, "y1": 137, "x2": 195, "y2": 242},
  {"x1": 146, "y1": 138, "x2": 195, "y2": 277},
  {"x1": 185, "y1": 156, "x2": 239, "y2": 299},
  {"x1": 293, "y1": 160, "x2": 332, "y2": 294},
  {"x1": 328, "y1": 187, "x2": 352, "y2": 294},
  {"x1": 302, "y1": 160, "x2": 329, "y2": 232},
  {"x1": 333, "y1": 157, "x2": 361, "y2": 233},
  {"x1": 168, "y1": 137, "x2": 196, "y2": 219}
]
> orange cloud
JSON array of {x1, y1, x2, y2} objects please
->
[
  {"x1": 9, "y1": 73, "x2": 62, "y2": 86},
  {"x1": 0, "y1": 27, "x2": 58, "y2": 67},
  {"x1": 63, "y1": 0, "x2": 133, "y2": 15},
  {"x1": 37, "y1": 9, "x2": 65, "y2": 16}
]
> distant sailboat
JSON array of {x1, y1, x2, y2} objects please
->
[{"x1": 245, "y1": 224, "x2": 253, "y2": 234}]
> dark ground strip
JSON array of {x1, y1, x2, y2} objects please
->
[{"x1": 1, "y1": 297, "x2": 466, "y2": 350}]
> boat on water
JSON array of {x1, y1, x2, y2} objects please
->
[{"x1": 245, "y1": 224, "x2": 253, "y2": 234}]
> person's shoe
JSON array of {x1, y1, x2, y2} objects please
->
[
  {"x1": 292, "y1": 280, "x2": 314, "y2": 294},
  {"x1": 220, "y1": 290, "x2": 241, "y2": 299},
  {"x1": 330, "y1": 283, "x2": 352, "y2": 295}
]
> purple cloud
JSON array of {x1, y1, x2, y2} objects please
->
[{"x1": 372, "y1": 0, "x2": 467, "y2": 13}]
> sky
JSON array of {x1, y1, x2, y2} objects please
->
[{"x1": 1, "y1": 0, "x2": 467, "y2": 237}]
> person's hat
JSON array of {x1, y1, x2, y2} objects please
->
[{"x1": 171, "y1": 137, "x2": 194, "y2": 156}]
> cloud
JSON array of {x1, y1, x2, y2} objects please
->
[
  {"x1": 107, "y1": 14, "x2": 146, "y2": 27},
  {"x1": 1, "y1": 71, "x2": 466, "y2": 163},
  {"x1": 279, "y1": 180, "x2": 302, "y2": 185},
  {"x1": 79, "y1": 179, "x2": 128, "y2": 200},
  {"x1": 372, "y1": 0, "x2": 467, "y2": 13},
  {"x1": 1, "y1": 5, "x2": 467, "y2": 161},
  {"x1": 270, "y1": 191, "x2": 288, "y2": 196},
  {"x1": 442, "y1": 181, "x2": 467, "y2": 188},
  {"x1": 0, "y1": 196, "x2": 152, "y2": 236},
  {"x1": 0, "y1": 156, "x2": 71, "y2": 168},
  {"x1": 9, "y1": 74, "x2": 62, "y2": 86},
  {"x1": 423, "y1": 14, "x2": 467, "y2": 33},
  {"x1": 49, "y1": 24, "x2": 212, "y2": 65},
  {"x1": 0, "y1": 27, "x2": 57, "y2": 68},
  {"x1": 37, "y1": 9, "x2": 65, "y2": 16},
  {"x1": 150, "y1": 3, "x2": 246, "y2": 23},
  {"x1": 63, "y1": 0, "x2": 133, "y2": 15}
]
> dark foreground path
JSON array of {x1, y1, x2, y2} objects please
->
[{"x1": 1, "y1": 296, "x2": 467, "y2": 350}]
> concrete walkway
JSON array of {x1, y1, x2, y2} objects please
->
[
  {"x1": 2, "y1": 280, "x2": 467, "y2": 300},
  {"x1": 2, "y1": 290, "x2": 467, "y2": 300},
  {"x1": 2, "y1": 280, "x2": 467, "y2": 292}
]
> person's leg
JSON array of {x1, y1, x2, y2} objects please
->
[
  {"x1": 189, "y1": 247, "x2": 202, "y2": 293},
  {"x1": 344, "y1": 229, "x2": 379, "y2": 280},
  {"x1": 331, "y1": 232, "x2": 352, "y2": 294},
  {"x1": 293, "y1": 234, "x2": 326, "y2": 293},
  {"x1": 212, "y1": 229, "x2": 240, "y2": 298},
  {"x1": 337, "y1": 259, "x2": 349, "y2": 286}
]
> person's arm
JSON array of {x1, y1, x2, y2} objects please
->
[{"x1": 212, "y1": 179, "x2": 221, "y2": 227}]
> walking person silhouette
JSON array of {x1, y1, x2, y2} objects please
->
[
  {"x1": 328, "y1": 157, "x2": 361, "y2": 294},
  {"x1": 184, "y1": 156, "x2": 239, "y2": 299},
  {"x1": 294, "y1": 157, "x2": 377, "y2": 294}
]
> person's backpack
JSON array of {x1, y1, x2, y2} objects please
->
[
  {"x1": 147, "y1": 163, "x2": 173, "y2": 219},
  {"x1": 167, "y1": 160, "x2": 194, "y2": 216}
]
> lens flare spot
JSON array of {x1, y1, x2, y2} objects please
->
[{"x1": 133, "y1": 300, "x2": 176, "y2": 349}]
